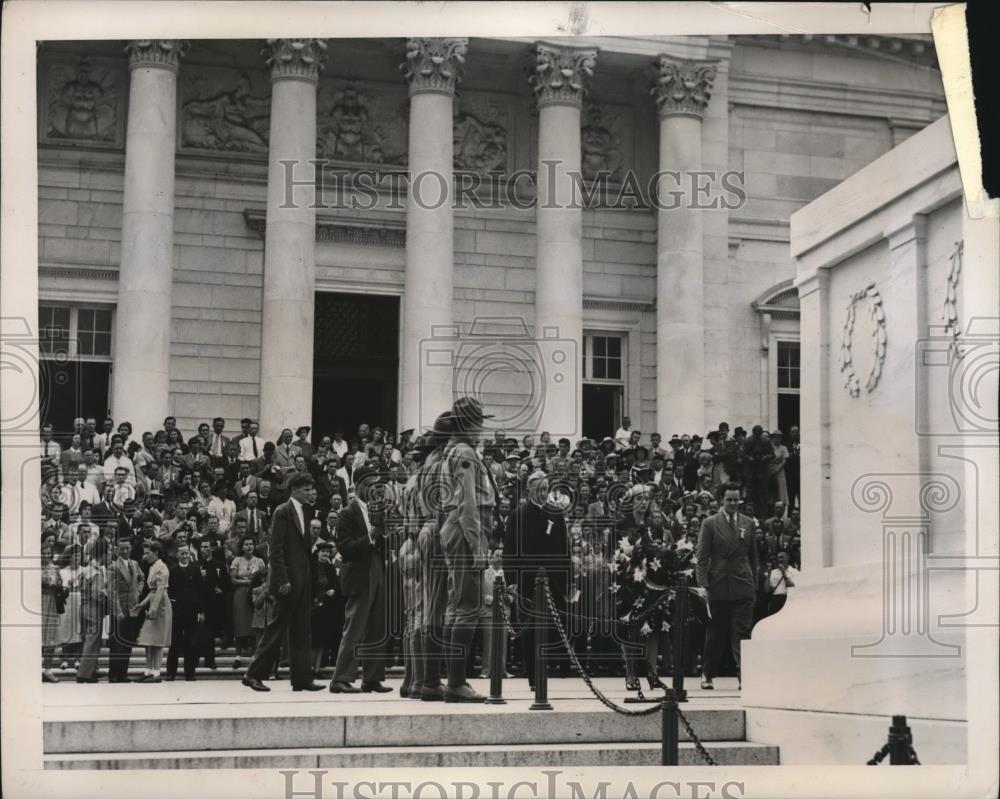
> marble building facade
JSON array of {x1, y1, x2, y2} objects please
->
[{"x1": 35, "y1": 35, "x2": 946, "y2": 440}]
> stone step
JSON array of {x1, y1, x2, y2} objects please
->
[
  {"x1": 45, "y1": 740, "x2": 779, "y2": 769},
  {"x1": 44, "y1": 706, "x2": 745, "y2": 754}
]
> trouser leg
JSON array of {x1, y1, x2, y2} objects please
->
[
  {"x1": 702, "y1": 601, "x2": 733, "y2": 680},
  {"x1": 730, "y1": 598, "x2": 754, "y2": 678}
]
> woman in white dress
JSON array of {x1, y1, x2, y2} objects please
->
[
  {"x1": 769, "y1": 431, "x2": 790, "y2": 507},
  {"x1": 57, "y1": 544, "x2": 84, "y2": 669},
  {"x1": 135, "y1": 540, "x2": 172, "y2": 682}
]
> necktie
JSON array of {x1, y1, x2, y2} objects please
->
[
  {"x1": 252, "y1": 438, "x2": 259, "y2": 458},
  {"x1": 249, "y1": 512, "x2": 256, "y2": 538}
]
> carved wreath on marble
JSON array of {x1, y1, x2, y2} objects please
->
[
  {"x1": 942, "y1": 240, "x2": 964, "y2": 357},
  {"x1": 838, "y1": 281, "x2": 887, "y2": 398}
]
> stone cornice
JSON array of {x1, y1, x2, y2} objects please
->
[
  {"x1": 244, "y1": 208, "x2": 405, "y2": 247},
  {"x1": 400, "y1": 38, "x2": 468, "y2": 96},
  {"x1": 263, "y1": 39, "x2": 327, "y2": 83},
  {"x1": 39, "y1": 263, "x2": 119, "y2": 281},
  {"x1": 529, "y1": 43, "x2": 597, "y2": 108},
  {"x1": 652, "y1": 55, "x2": 717, "y2": 120},
  {"x1": 751, "y1": 278, "x2": 799, "y2": 318},
  {"x1": 583, "y1": 296, "x2": 654, "y2": 313},
  {"x1": 729, "y1": 72, "x2": 946, "y2": 125},
  {"x1": 733, "y1": 34, "x2": 938, "y2": 70},
  {"x1": 124, "y1": 40, "x2": 188, "y2": 72}
]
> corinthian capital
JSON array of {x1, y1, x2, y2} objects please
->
[
  {"x1": 652, "y1": 55, "x2": 717, "y2": 120},
  {"x1": 529, "y1": 44, "x2": 597, "y2": 108},
  {"x1": 124, "y1": 40, "x2": 189, "y2": 72},
  {"x1": 263, "y1": 39, "x2": 328, "y2": 83},
  {"x1": 400, "y1": 38, "x2": 468, "y2": 95}
]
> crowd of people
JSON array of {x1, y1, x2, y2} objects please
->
[{"x1": 38, "y1": 407, "x2": 802, "y2": 696}]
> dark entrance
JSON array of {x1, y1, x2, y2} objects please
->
[
  {"x1": 582, "y1": 384, "x2": 623, "y2": 441},
  {"x1": 312, "y1": 292, "x2": 399, "y2": 442},
  {"x1": 39, "y1": 359, "x2": 111, "y2": 436}
]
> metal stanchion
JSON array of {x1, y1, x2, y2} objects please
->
[
  {"x1": 888, "y1": 716, "x2": 914, "y2": 765},
  {"x1": 530, "y1": 568, "x2": 552, "y2": 711},
  {"x1": 661, "y1": 589, "x2": 689, "y2": 764},
  {"x1": 486, "y1": 576, "x2": 506, "y2": 705}
]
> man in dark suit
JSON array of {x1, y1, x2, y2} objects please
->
[
  {"x1": 235, "y1": 492, "x2": 269, "y2": 546},
  {"x1": 107, "y1": 536, "x2": 145, "y2": 682},
  {"x1": 695, "y1": 482, "x2": 758, "y2": 690},
  {"x1": 166, "y1": 543, "x2": 205, "y2": 681},
  {"x1": 503, "y1": 470, "x2": 572, "y2": 688},
  {"x1": 242, "y1": 473, "x2": 324, "y2": 692},
  {"x1": 197, "y1": 538, "x2": 230, "y2": 669},
  {"x1": 329, "y1": 465, "x2": 391, "y2": 693}
]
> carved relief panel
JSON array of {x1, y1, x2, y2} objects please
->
[
  {"x1": 453, "y1": 91, "x2": 513, "y2": 175},
  {"x1": 178, "y1": 66, "x2": 271, "y2": 156},
  {"x1": 39, "y1": 54, "x2": 126, "y2": 148},
  {"x1": 316, "y1": 80, "x2": 408, "y2": 166}
]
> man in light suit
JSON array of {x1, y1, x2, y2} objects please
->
[
  {"x1": 329, "y1": 465, "x2": 391, "y2": 693},
  {"x1": 108, "y1": 537, "x2": 145, "y2": 682},
  {"x1": 695, "y1": 482, "x2": 758, "y2": 690},
  {"x1": 242, "y1": 473, "x2": 324, "y2": 692}
]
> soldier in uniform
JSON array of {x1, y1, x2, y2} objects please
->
[
  {"x1": 438, "y1": 397, "x2": 498, "y2": 703},
  {"x1": 407, "y1": 412, "x2": 454, "y2": 701}
]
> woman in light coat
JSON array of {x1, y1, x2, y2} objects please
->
[{"x1": 135, "y1": 540, "x2": 172, "y2": 681}]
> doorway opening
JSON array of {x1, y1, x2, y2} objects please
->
[{"x1": 312, "y1": 292, "x2": 399, "y2": 442}]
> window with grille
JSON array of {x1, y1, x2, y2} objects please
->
[
  {"x1": 583, "y1": 334, "x2": 624, "y2": 381},
  {"x1": 777, "y1": 341, "x2": 800, "y2": 390}
]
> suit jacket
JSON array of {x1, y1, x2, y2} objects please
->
[
  {"x1": 168, "y1": 560, "x2": 204, "y2": 618},
  {"x1": 695, "y1": 511, "x2": 758, "y2": 602},
  {"x1": 108, "y1": 556, "x2": 144, "y2": 618},
  {"x1": 503, "y1": 500, "x2": 571, "y2": 607},
  {"x1": 235, "y1": 507, "x2": 270, "y2": 543},
  {"x1": 335, "y1": 499, "x2": 384, "y2": 597},
  {"x1": 267, "y1": 499, "x2": 313, "y2": 598},
  {"x1": 197, "y1": 554, "x2": 230, "y2": 626}
]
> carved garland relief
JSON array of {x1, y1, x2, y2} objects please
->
[
  {"x1": 41, "y1": 55, "x2": 124, "y2": 147},
  {"x1": 838, "y1": 281, "x2": 887, "y2": 398}
]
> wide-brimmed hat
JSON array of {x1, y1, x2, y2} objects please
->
[
  {"x1": 295, "y1": 426, "x2": 311, "y2": 437},
  {"x1": 448, "y1": 396, "x2": 494, "y2": 428}
]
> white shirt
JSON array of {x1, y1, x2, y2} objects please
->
[
  {"x1": 103, "y1": 454, "x2": 136, "y2": 486},
  {"x1": 289, "y1": 496, "x2": 306, "y2": 538},
  {"x1": 768, "y1": 565, "x2": 799, "y2": 595},
  {"x1": 614, "y1": 427, "x2": 632, "y2": 450},
  {"x1": 208, "y1": 432, "x2": 226, "y2": 458},
  {"x1": 41, "y1": 439, "x2": 61, "y2": 461},
  {"x1": 332, "y1": 439, "x2": 348, "y2": 458},
  {"x1": 355, "y1": 497, "x2": 373, "y2": 544},
  {"x1": 239, "y1": 436, "x2": 267, "y2": 461}
]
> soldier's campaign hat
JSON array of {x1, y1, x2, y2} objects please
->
[{"x1": 449, "y1": 396, "x2": 494, "y2": 428}]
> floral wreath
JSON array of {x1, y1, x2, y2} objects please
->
[
  {"x1": 838, "y1": 281, "x2": 887, "y2": 398},
  {"x1": 610, "y1": 531, "x2": 706, "y2": 637}
]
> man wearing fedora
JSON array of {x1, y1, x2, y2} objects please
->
[{"x1": 438, "y1": 397, "x2": 498, "y2": 702}]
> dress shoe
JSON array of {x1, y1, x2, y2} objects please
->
[
  {"x1": 329, "y1": 681, "x2": 361, "y2": 694},
  {"x1": 361, "y1": 682, "x2": 392, "y2": 693},
  {"x1": 700, "y1": 677, "x2": 714, "y2": 690},
  {"x1": 420, "y1": 685, "x2": 445, "y2": 701},
  {"x1": 242, "y1": 676, "x2": 271, "y2": 692},
  {"x1": 75, "y1": 677, "x2": 98, "y2": 684},
  {"x1": 399, "y1": 684, "x2": 411, "y2": 698},
  {"x1": 42, "y1": 672, "x2": 59, "y2": 683},
  {"x1": 184, "y1": 676, "x2": 197, "y2": 682},
  {"x1": 444, "y1": 683, "x2": 487, "y2": 703},
  {"x1": 293, "y1": 683, "x2": 325, "y2": 692},
  {"x1": 164, "y1": 675, "x2": 176, "y2": 682},
  {"x1": 108, "y1": 677, "x2": 127, "y2": 684},
  {"x1": 648, "y1": 676, "x2": 666, "y2": 691}
]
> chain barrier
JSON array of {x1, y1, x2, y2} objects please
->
[
  {"x1": 496, "y1": 588, "x2": 522, "y2": 640},
  {"x1": 867, "y1": 744, "x2": 891, "y2": 765},
  {"x1": 675, "y1": 704, "x2": 718, "y2": 766},
  {"x1": 540, "y1": 576, "x2": 660, "y2": 717}
]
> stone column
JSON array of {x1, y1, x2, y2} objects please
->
[
  {"x1": 258, "y1": 39, "x2": 326, "y2": 439},
  {"x1": 652, "y1": 56, "x2": 716, "y2": 437},
  {"x1": 398, "y1": 38, "x2": 467, "y2": 433},
  {"x1": 530, "y1": 43, "x2": 596, "y2": 440},
  {"x1": 112, "y1": 40, "x2": 187, "y2": 434}
]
